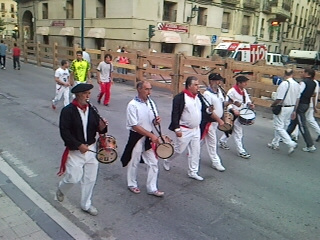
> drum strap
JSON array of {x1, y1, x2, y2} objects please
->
[{"x1": 57, "y1": 147, "x2": 69, "y2": 176}]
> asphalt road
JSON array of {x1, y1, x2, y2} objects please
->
[{"x1": 0, "y1": 60, "x2": 320, "y2": 240}]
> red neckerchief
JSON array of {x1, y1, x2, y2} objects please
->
[
  {"x1": 183, "y1": 89, "x2": 197, "y2": 99},
  {"x1": 233, "y1": 84, "x2": 244, "y2": 96},
  {"x1": 71, "y1": 99, "x2": 88, "y2": 112}
]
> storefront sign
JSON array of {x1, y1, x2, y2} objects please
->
[
  {"x1": 157, "y1": 23, "x2": 188, "y2": 33},
  {"x1": 51, "y1": 21, "x2": 65, "y2": 27}
]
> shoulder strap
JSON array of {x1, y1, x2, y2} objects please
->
[{"x1": 281, "y1": 81, "x2": 290, "y2": 105}]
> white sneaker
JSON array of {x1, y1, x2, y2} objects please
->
[
  {"x1": 163, "y1": 160, "x2": 170, "y2": 171},
  {"x1": 267, "y1": 143, "x2": 279, "y2": 150},
  {"x1": 212, "y1": 164, "x2": 225, "y2": 172},
  {"x1": 82, "y1": 206, "x2": 98, "y2": 216},
  {"x1": 288, "y1": 142, "x2": 297, "y2": 155},
  {"x1": 188, "y1": 173, "x2": 204, "y2": 181},
  {"x1": 56, "y1": 188, "x2": 64, "y2": 202},
  {"x1": 238, "y1": 152, "x2": 251, "y2": 159},
  {"x1": 219, "y1": 141, "x2": 230, "y2": 150},
  {"x1": 302, "y1": 145, "x2": 316, "y2": 152}
]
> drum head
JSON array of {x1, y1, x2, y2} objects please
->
[
  {"x1": 218, "y1": 123, "x2": 232, "y2": 132},
  {"x1": 156, "y1": 143, "x2": 174, "y2": 159},
  {"x1": 96, "y1": 148, "x2": 118, "y2": 164}
]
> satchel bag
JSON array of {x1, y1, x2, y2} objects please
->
[
  {"x1": 271, "y1": 81, "x2": 290, "y2": 115},
  {"x1": 272, "y1": 105, "x2": 282, "y2": 115}
]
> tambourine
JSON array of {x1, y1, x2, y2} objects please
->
[
  {"x1": 155, "y1": 135, "x2": 174, "y2": 159},
  {"x1": 95, "y1": 135, "x2": 118, "y2": 164}
]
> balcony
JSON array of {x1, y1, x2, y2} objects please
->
[
  {"x1": 194, "y1": 0, "x2": 212, "y2": 4},
  {"x1": 262, "y1": 1, "x2": 271, "y2": 13},
  {"x1": 269, "y1": 0, "x2": 291, "y2": 21},
  {"x1": 243, "y1": 0, "x2": 260, "y2": 9},
  {"x1": 308, "y1": 15, "x2": 315, "y2": 24},
  {"x1": 221, "y1": 0, "x2": 240, "y2": 5},
  {"x1": 163, "y1": 10, "x2": 177, "y2": 22}
]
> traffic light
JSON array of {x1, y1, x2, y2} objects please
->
[
  {"x1": 271, "y1": 21, "x2": 280, "y2": 27},
  {"x1": 148, "y1": 25, "x2": 156, "y2": 39}
]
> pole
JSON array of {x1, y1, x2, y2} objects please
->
[
  {"x1": 81, "y1": 0, "x2": 85, "y2": 48},
  {"x1": 148, "y1": 37, "x2": 151, "y2": 49}
]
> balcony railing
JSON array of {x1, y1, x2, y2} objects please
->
[
  {"x1": 221, "y1": 0, "x2": 240, "y2": 5},
  {"x1": 241, "y1": 25, "x2": 250, "y2": 35},
  {"x1": 221, "y1": 22, "x2": 230, "y2": 29},
  {"x1": 163, "y1": 10, "x2": 177, "y2": 22},
  {"x1": 194, "y1": 0, "x2": 212, "y2": 4},
  {"x1": 270, "y1": 0, "x2": 291, "y2": 20},
  {"x1": 66, "y1": 9, "x2": 73, "y2": 19},
  {"x1": 198, "y1": 15, "x2": 207, "y2": 26},
  {"x1": 243, "y1": 0, "x2": 260, "y2": 9},
  {"x1": 96, "y1": 7, "x2": 105, "y2": 18},
  {"x1": 262, "y1": 1, "x2": 271, "y2": 13}
]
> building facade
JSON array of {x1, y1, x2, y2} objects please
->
[
  {"x1": 0, "y1": 0, "x2": 17, "y2": 38},
  {"x1": 15, "y1": 0, "x2": 320, "y2": 56}
]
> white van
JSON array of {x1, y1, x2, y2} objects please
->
[{"x1": 267, "y1": 53, "x2": 284, "y2": 66}]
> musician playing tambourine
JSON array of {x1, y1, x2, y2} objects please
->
[
  {"x1": 218, "y1": 75, "x2": 255, "y2": 159},
  {"x1": 199, "y1": 73, "x2": 231, "y2": 172},
  {"x1": 120, "y1": 81, "x2": 165, "y2": 197}
]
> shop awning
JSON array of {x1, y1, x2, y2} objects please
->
[
  {"x1": 193, "y1": 35, "x2": 211, "y2": 46},
  {"x1": 59, "y1": 27, "x2": 74, "y2": 36},
  {"x1": 87, "y1": 28, "x2": 105, "y2": 38},
  {"x1": 36, "y1": 27, "x2": 49, "y2": 35},
  {"x1": 160, "y1": 31, "x2": 181, "y2": 43}
]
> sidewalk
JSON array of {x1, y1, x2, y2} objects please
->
[{"x1": 0, "y1": 157, "x2": 91, "y2": 240}]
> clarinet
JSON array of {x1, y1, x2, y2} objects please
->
[{"x1": 86, "y1": 100, "x2": 108, "y2": 132}]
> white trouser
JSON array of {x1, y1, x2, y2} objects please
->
[
  {"x1": 167, "y1": 126, "x2": 201, "y2": 175},
  {"x1": 291, "y1": 107, "x2": 320, "y2": 138},
  {"x1": 201, "y1": 122, "x2": 222, "y2": 165},
  {"x1": 58, "y1": 144, "x2": 98, "y2": 211},
  {"x1": 219, "y1": 118, "x2": 246, "y2": 154},
  {"x1": 127, "y1": 137, "x2": 159, "y2": 193},
  {"x1": 271, "y1": 106, "x2": 296, "y2": 148},
  {"x1": 53, "y1": 86, "x2": 70, "y2": 107}
]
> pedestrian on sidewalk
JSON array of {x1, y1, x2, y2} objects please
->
[
  {"x1": 56, "y1": 83, "x2": 108, "y2": 216},
  {"x1": 0, "y1": 40, "x2": 7, "y2": 69},
  {"x1": 121, "y1": 81, "x2": 164, "y2": 197},
  {"x1": 218, "y1": 75, "x2": 255, "y2": 159},
  {"x1": 12, "y1": 43, "x2": 21, "y2": 70},
  {"x1": 51, "y1": 60, "x2": 70, "y2": 110},
  {"x1": 163, "y1": 76, "x2": 204, "y2": 181},
  {"x1": 96, "y1": 53, "x2": 113, "y2": 106},
  {"x1": 268, "y1": 69, "x2": 300, "y2": 154}
]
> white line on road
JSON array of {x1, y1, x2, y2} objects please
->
[{"x1": 0, "y1": 156, "x2": 92, "y2": 240}]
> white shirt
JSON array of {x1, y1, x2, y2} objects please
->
[
  {"x1": 227, "y1": 86, "x2": 251, "y2": 111},
  {"x1": 203, "y1": 88, "x2": 224, "y2": 119},
  {"x1": 97, "y1": 61, "x2": 113, "y2": 82},
  {"x1": 126, "y1": 97, "x2": 157, "y2": 132},
  {"x1": 179, "y1": 94, "x2": 202, "y2": 129},
  {"x1": 55, "y1": 67, "x2": 70, "y2": 88},
  {"x1": 82, "y1": 51, "x2": 91, "y2": 63},
  {"x1": 276, "y1": 78, "x2": 300, "y2": 106}
]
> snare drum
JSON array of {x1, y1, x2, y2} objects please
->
[
  {"x1": 238, "y1": 108, "x2": 255, "y2": 125},
  {"x1": 156, "y1": 135, "x2": 174, "y2": 159},
  {"x1": 96, "y1": 135, "x2": 118, "y2": 164},
  {"x1": 218, "y1": 112, "x2": 234, "y2": 132}
]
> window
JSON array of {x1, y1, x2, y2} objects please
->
[
  {"x1": 10, "y1": 4, "x2": 14, "y2": 13},
  {"x1": 221, "y1": 12, "x2": 230, "y2": 30},
  {"x1": 241, "y1": 16, "x2": 250, "y2": 35},
  {"x1": 43, "y1": 35, "x2": 49, "y2": 45},
  {"x1": 96, "y1": 0, "x2": 105, "y2": 18},
  {"x1": 161, "y1": 43, "x2": 175, "y2": 53},
  {"x1": 197, "y1": 7, "x2": 207, "y2": 26},
  {"x1": 42, "y1": 3, "x2": 48, "y2": 19},
  {"x1": 1, "y1": 3, "x2": 5, "y2": 11},
  {"x1": 193, "y1": 45, "x2": 204, "y2": 57},
  {"x1": 163, "y1": 1, "x2": 177, "y2": 22},
  {"x1": 66, "y1": 0, "x2": 74, "y2": 19}
]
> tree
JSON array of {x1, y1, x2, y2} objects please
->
[{"x1": 0, "y1": 18, "x2": 6, "y2": 33}]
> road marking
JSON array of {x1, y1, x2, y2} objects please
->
[
  {"x1": 1, "y1": 151, "x2": 38, "y2": 178},
  {"x1": 0, "y1": 156, "x2": 92, "y2": 240}
]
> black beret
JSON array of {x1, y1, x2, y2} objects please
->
[
  {"x1": 208, "y1": 73, "x2": 224, "y2": 81},
  {"x1": 71, "y1": 83, "x2": 93, "y2": 93},
  {"x1": 236, "y1": 76, "x2": 249, "y2": 83}
]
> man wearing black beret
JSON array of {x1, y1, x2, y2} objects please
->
[{"x1": 56, "y1": 83, "x2": 108, "y2": 216}]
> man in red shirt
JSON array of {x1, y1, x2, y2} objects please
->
[{"x1": 12, "y1": 43, "x2": 21, "y2": 70}]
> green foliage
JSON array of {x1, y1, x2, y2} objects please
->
[{"x1": 0, "y1": 18, "x2": 5, "y2": 32}]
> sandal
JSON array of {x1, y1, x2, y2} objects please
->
[{"x1": 128, "y1": 187, "x2": 140, "y2": 194}]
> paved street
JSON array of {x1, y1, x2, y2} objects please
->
[{"x1": 0, "y1": 59, "x2": 320, "y2": 240}]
